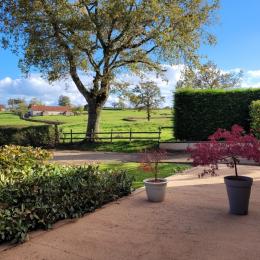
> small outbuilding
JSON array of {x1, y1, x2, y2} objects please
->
[
  {"x1": 0, "y1": 105, "x2": 5, "y2": 111},
  {"x1": 29, "y1": 105, "x2": 73, "y2": 116}
]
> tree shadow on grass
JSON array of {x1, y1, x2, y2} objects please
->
[{"x1": 57, "y1": 140, "x2": 159, "y2": 153}]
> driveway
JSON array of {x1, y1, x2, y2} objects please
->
[
  {"x1": 52, "y1": 150, "x2": 191, "y2": 164},
  {"x1": 52, "y1": 150, "x2": 260, "y2": 166}
]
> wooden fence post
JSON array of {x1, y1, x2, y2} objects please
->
[
  {"x1": 129, "y1": 128, "x2": 132, "y2": 142},
  {"x1": 60, "y1": 128, "x2": 170, "y2": 143},
  {"x1": 54, "y1": 124, "x2": 59, "y2": 146},
  {"x1": 70, "y1": 129, "x2": 73, "y2": 144},
  {"x1": 158, "y1": 127, "x2": 161, "y2": 142}
]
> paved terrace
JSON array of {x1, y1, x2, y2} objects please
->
[{"x1": 1, "y1": 165, "x2": 260, "y2": 260}]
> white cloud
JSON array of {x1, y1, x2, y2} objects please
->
[
  {"x1": 0, "y1": 65, "x2": 184, "y2": 107},
  {"x1": 0, "y1": 74, "x2": 87, "y2": 106},
  {"x1": 1, "y1": 65, "x2": 260, "y2": 108},
  {"x1": 241, "y1": 70, "x2": 260, "y2": 89},
  {"x1": 247, "y1": 70, "x2": 260, "y2": 78}
]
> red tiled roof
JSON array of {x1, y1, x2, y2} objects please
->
[
  {"x1": 30, "y1": 105, "x2": 71, "y2": 112},
  {"x1": 0, "y1": 105, "x2": 5, "y2": 109}
]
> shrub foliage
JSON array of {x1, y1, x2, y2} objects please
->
[
  {"x1": 174, "y1": 88, "x2": 260, "y2": 141},
  {"x1": 0, "y1": 125, "x2": 57, "y2": 147},
  {"x1": 250, "y1": 100, "x2": 260, "y2": 139},
  {"x1": 0, "y1": 145, "x2": 52, "y2": 184},
  {"x1": 188, "y1": 124, "x2": 260, "y2": 177},
  {"x1": 0, "y1": 146, "x2": 133, "y2": 243}
]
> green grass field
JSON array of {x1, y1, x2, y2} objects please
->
[
  {"x1": 99, "y1": 162, "x2": 189, "y2": 189},
  {"x1": 0, "y1": 110, "x2": 174, "y2": 151},
  {"x1": 33, "y1": 109, "x2": 174, "y2": 140},
  {"x1": 0, "y1": 112, "x2": 42, "y2": 126}
]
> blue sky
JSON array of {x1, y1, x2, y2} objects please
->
[
  {"x1": 201, "y1": 0, "x2": 260, "y2": 70},
  {"x1": 0, "y1": 0, "x2": 260, "y2": 106}
]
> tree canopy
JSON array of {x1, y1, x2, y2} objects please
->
[
  {"x1": 129, "y1": 81, "x2": 164, "y2": 121},
  {"x1": 176, "y1": 61, "x2": 243, "y2": 89},
  {"x1": 7, "y1": 98, "x2": 26, "y2": 110},
  {"x1": 29, "y1": 98, "x2": 44, "y2": 106},
  {"x1": 0, "y1": 0, "x2": 219, "y2": 139},
  {"x1": 58, "y1": 95, "x2": 71, "y2": 107}
]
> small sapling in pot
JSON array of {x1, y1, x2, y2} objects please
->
[{"x1": 140, "y1": 149, "x2": 168, "y2": 202}]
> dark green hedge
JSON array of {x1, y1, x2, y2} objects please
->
[
  {"x1": 0, "y1": 125, "x2": 57, "y2": 147},
  {"x1": 0, "y1": 164, "x2": 133, "y2": 243},
  {"x1": 174, "y1": 88, "x2": 260, "y2": 141},
  {"x1": 250, "y1": 100, "x2": 260, "y2": 139}
]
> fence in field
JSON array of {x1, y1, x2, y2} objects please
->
[{"x1": 60, "y1": 127, "x2": 173, "y2": 143}]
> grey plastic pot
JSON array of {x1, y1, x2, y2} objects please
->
[
  {"x1": 144, "y1": 178, "x2": 167, "y2": 202},
  {"x1": 224, "y1": 176, "x2": 253, "y2": 215}
]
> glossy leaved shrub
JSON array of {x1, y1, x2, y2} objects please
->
[
  {"x1": 0, "y1": 145, "x2": 52, "y2": 184},
  {"x1": 0, "y1": 146, "x2": 133, "y2": 243}
]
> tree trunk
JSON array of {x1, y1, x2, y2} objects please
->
[
  {"x1": 70, "y1": 70, "x2": 109, "y2": 143},
  {"x1": 85, "y1": 77, "x2": 109, "y2": 142},
  {"x1": 86, "y1": 101, "x2": 102, "y2": 142},
  {"x1": 147, "y1": 106, "x2": 151, "y2": 121}
]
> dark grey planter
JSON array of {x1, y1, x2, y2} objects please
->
[{"x1": 224, "y1": 176, "x2": 253, "y2": 215}]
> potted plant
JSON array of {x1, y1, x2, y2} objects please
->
[
  {"x1": 188, "y1": 124, "x2": 260, "y2": 215},
  {"x1": 140, "y1": 149, "x2": 168, "y2": 202}
]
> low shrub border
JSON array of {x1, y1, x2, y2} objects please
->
[
  {"x1": 0, "y1": 125, "x2": 57, "y2": 147},
  {"x1": 0, "y1": 145, "x2": 133, "y2": 243},
  {"x1": 0, "y1": 164, "x2": 133, "y2": 243}
]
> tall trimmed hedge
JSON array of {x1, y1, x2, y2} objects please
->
[
  {"x1": 250, "y1": 100, "x2": 260, "y2": 139},
  {"x1": 174, "y1": 88, "x2": 260, "y2": 141},
  {"x1": 0, "y1": 125, "x2": 57, "y2": 147}
]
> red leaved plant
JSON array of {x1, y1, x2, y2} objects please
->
[
  {"x1": 187, "y1": 125, "x2": 260, "y2": 177},
  {"x1": 139, "y1": 149, "x2": 168, "y2": 181}
]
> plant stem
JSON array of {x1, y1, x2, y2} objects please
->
[
  {"x1": 233, "y1": 157, "x2": 238, "y2": 177},
  {"x1": 155, "y1": 162, "x2": 158, "y2": 181}
]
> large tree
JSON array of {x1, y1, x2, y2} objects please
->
[
  {"x1": 58, "y1": 95, "x2": 71, "y2": 107},
  {"x1": 0, "y1": 0, "x2": 218, "y2": 140},
  {"x1": 7, "y1": 98, "x2": 26, "y2": 110},
  {"x1": 29, "y1": 97, "x2": 44, "y2": 106},
  {"x1": 176, "y1": 61, "x2": 243, "y2": 89},
  {"x1": 129, "y1": 81, "x2": 164, "y2": 121},
  {"x1": 7, "y1": 98, "x2": 28, "y2": 117}
]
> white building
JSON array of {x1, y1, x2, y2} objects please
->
[{"x1": 29, "y1": 105, "x2": 73, "y2": 116}]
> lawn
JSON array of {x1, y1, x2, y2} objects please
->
[{"x1": 99, "y1": 162, "x2": 190, "y2": 189}]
